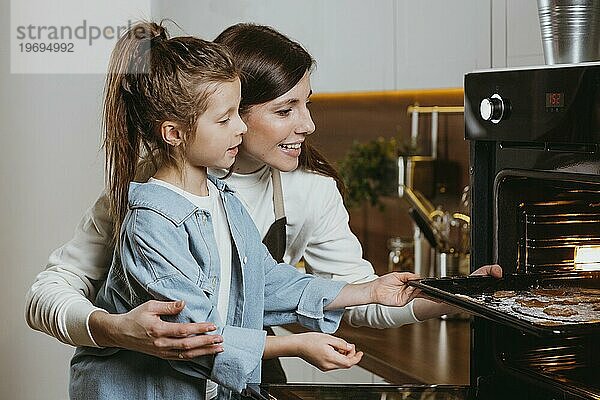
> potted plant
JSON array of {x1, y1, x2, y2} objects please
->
[{"x1": 338, "y1": 136, "x2": 419, "y2": 209}]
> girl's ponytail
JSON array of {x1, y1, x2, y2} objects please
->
[
  {"x1": 103, "y1": 22, "x2": 164, "y2": 245},
  {"x1": 102, "y1": 22, "x2": 237, "y2": 244}
]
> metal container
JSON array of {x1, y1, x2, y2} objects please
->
[
  {"x1": 435, "y1": 252, "x2": 469, "y2": 278},
  {"x1": 386, "y1": 236, "x2": 414, "y2": 272},
  {"x1": 537, "y1": 0, "x2": 600, "y2": 64},
  {"x1": 398, "y1": 155, "x2": 436, "y2": 199}
]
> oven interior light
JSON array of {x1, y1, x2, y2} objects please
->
[{"x1": 574, "y1": 246, "x2": 600, "y2": 271}]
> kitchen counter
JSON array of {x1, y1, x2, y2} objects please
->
[
  {"x1": 244, "y1": 383, "x2": 470, "y2": 400},
  {"x1": 283, "y1": 317, "x2": 470, "y2": 385}
]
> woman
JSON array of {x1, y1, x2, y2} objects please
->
[
  {"x1": 26, "y1": 23, "x2": 501, "y2": 381},
  {"x1": 68, "y1": 22, "x2": 419, "y2": 399}
]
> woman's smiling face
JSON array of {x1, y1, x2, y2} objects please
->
[{"x1": 234, "y1": 71, "x2": 316, "y2": 173}]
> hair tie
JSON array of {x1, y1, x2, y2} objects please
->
[{"x1": 150, "y1": 31, "x2": 166, "y2": 44}]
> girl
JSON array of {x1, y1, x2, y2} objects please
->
[{"x1": 67, "y1": 21, "x2": 418, "y2": 399}]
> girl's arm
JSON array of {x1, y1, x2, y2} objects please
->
[
  {"x1": 295, "y1": 176, "x2": 423, "y2": 327},
  {"x1": 297, "y1": 175, "x2": 500, "y2": 324},
  {"x1": 324, "y1": 271, "x2": 420, "y2": 311},
  {"x1": 25, "y1": 191, "x2": 225, "y2": 358},
  {"x1": 264, "y1": 334, "x2": 362, "y2": 371},
  {"x1": 411, "y1": 264, "x2": 503, "y2": 319},
  {"x1": 260, "y1": 245, "x2": 418, "y2": 331}
]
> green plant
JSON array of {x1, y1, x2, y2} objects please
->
[{"x1": 337, "y1": 137, "x2": 398, "y2": 209}]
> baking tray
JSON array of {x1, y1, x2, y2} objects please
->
[{"x1": 409, "y1": 271, "x2": 600, "y2": 336}]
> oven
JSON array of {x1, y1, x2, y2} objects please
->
[
  {"x1": 244, "y1": 62, "x2": 600, "y2": 400},
  {"x1": 466, "y1": 62, "x2": 600, "y2": 399}
]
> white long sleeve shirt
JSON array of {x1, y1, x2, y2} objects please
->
[{"x1": 25, "y1": 166, "x2": 418, "y2": 348}]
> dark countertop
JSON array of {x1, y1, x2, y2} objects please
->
[
  {"x1": 245, "y1": 384, "x2": 470, "y2": 400},
  {"x1": 283, "y1": 317, "x2": 471, "y2": 385}
]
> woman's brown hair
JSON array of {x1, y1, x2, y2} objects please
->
[
  {"x1": 103, "y1": 21, "x2": 237, "y2": 243},
  {"x1": 214, "y1": 23, "x2": 345, "y2": 196}
]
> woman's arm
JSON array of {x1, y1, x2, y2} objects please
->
[
  {"x1": 25, "y1": 192, "x2": 225, "y2": 358},
  {"x1": 25, "y1": 193, "x2": 115, "y2": 346},
  {"x1": 294, "y1": 176, "x2": 422, "y2": 327},
  {"x1": 264, "y1": 334, "x2": 362, "y2": 371}
]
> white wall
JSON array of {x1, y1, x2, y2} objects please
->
[{"x1": 0, "y1": 0, "x2": 105, "y2": 398}]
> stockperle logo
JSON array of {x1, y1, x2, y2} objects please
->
[{"x1": 11, "y1": 0, "x2": 151, "y2": 74}]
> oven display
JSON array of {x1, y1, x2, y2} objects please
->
[{"x1": 545, "y1": 92, "x2": 564, "y2": 109}]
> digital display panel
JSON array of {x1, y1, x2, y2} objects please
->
[{"x1": 545, "y1": 92, "x2": 564, "y2": 108}]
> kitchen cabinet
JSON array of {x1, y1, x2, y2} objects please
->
[
  {"x1": 151, "y1": 1, "x2": 548, "y2": 91},
  {"x1": 394, "y1": 1, "x2": 491, "y2": 89},
  {"x1": 308, "y1": 0, "x2": 396, "y2": 93},
  {"x1": 491, "y1": 0, "x2": 544, "y2": 67},
  {"x1": 151, "y1": 0, "x2": 396, "y2": 92},
  {"x1": 151, "y1": 0, "x2": 491, "y2": 91}
]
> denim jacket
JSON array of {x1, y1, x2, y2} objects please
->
[{"x1": 70, "y1": 176, "x2": 346, "y2": 399}]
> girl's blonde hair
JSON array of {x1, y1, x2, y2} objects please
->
[{"x1": 103, "y1": 21, "x2": 237, "y2": 243}]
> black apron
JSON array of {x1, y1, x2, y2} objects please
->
[{"x1": 260, "y1": 168, "x2": 288, "y2": 384}]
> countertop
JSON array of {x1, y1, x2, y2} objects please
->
[{"x1": 283, "y1": 317, "x2": 471, "y2": 385}]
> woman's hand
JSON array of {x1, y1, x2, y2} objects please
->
[
  {"x1": 264, "y1": 333, "x2": 362, "y2": 371},
  {"x1": 471, "y1": 264, "x2": 503, "y2": 278},
  {"x1": 89, "y1": 300, "x2": 224, "y2": 360}
]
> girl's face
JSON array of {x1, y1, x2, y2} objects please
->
[
  {"x1": 234, "y1": 71, "x2": 316, "y2": 173},
  {"x1": 188, "y1": 78, "x2": 247, "y2": 170}
]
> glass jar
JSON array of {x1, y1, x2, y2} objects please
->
[{"x1": 387, "y1": 237, "x2": 414, "y2": 272}]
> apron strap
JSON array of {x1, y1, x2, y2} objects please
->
[
  {"x1": 271, "y1": 168, "x2": 286, "y2": 220},
  {"x1": 261, "y1": 168, "x2": 287, "y2": 263}
]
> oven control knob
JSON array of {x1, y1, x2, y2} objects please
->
[{"x1": 480, "y1": 94, "x2": 505, "y2": 124}]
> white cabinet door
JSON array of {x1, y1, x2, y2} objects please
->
[
  {"x1": 151, "y1": 0, "x2": 395, "y2": 92},
  {"x1": 394, "y1": 0, "x2": 492, "y2": 89},
  {"x1": 151, "y1": 0, "x2": 322, "y2": 44},
  {"x1": 312, "y1": 0, "x2": 396, "y2": 92},
  {"x1": 491, "y1": 0, "x2": 544, "y2": 67},
  {"x1": 152, "y1": 1, "x2": 495, "y2": 91}
]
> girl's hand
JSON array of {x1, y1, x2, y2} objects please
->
[
  {"x1": 369, "y1": 272, "x2": 421, "y2": 307},
  {"x1": 296, "y1": 333, "x2": 363, "y2": 371},
  {"x1": 89, "y1": 300, "x2": 224, "y2": 360}
]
